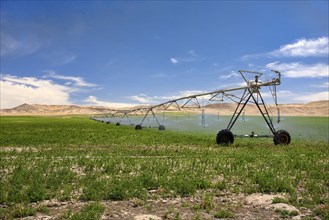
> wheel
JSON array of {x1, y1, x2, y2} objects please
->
[
  {"x1": 115, "y1": 122, "x2": 121, "y2": 126},
  {"x1": 216, "y1": 129, "x2": 234, "y2": 145},
  {"x1": 135, "y1": 124, "x2": 142, "y2": 130},
  {"x1": 106, "y1": 121, "x2": 110, "y2": 124},
  {"x1": 158, "y1": 125, "x2": 165, "y2": 130},
  {"x1": 274, "y1": 130, "x2": 291, "y2": 145}
]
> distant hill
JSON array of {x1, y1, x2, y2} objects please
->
[
  {"x1": 205, "y1": 100, "x2": 329, "y2": 116},
  {"x1": 0, "y1": 103, "x2": 114, "y2": 115},
  {"x1": 304, "y1": 100, "x2": 329, "y2": 107},
  {"x1": 0, "y1": 101, "x2": 328, "y2": 116}
]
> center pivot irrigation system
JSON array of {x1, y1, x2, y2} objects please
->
[{"x1": 91, "y1": 70, "x2": 291, "y2": 145}]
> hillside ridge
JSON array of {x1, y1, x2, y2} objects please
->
[{"x1": 0, "y1": 101, "x2": 328, "y2": 116}]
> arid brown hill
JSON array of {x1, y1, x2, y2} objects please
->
[
  {"x1": 0, "y1": 103, "x2": 114, "y2": 115},
  {"x1": 205, "y1": 100, "x2": 329, "y2": 116},
  {"x1": 0, "y1": 101, "x2": 328, "y2": 116}
]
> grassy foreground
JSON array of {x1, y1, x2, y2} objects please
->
[{"x1": 0, "y1": 116, "x2": 328, "y2": 219}]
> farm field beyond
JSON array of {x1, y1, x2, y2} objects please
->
[{"x1": 0, "y1": 116, "x2": 328, "y2": 219}]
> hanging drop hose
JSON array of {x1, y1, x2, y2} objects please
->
[
  {"x1": 277, "y1": 107, "x2": 281, "y2": 123},
  {"x1": 269, "y1": 70, "x2": 281, "y2": 124}
]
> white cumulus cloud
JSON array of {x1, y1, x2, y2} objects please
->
[
  {"x1": 0, "y1": 72, "x2": 99, "y2": 109},
  {"x1": 127, "y1": 90, "x2": 210, "y2": 105},
  {"x1": 83, "y1": 96, "x2": 136, "y2": 108},
  {"x1": 270, "y1": 37, "x2": 329, "y2": 57},
  {"x1": 0, "y1": 74, "x2": 72, "y2": 109},
  {"x1": 266, "y1": 62, "x2": 328, "y2": 78},
  {"x1": 170, "y1": 58, "x2": 178, "y2": 64},
  {"x1": 128, "y1": 94, "x2": 156, "y2": 104},
  {"x1": 242, "y1": 36, "x2": 329, "y2": 60}
]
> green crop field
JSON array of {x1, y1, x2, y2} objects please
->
[
  {"x1": 0, "y1": 116, "x2": 328, "y2": 219},
  {"x1": 108, "y1": 113, "x2": 329, "y2": 142}
]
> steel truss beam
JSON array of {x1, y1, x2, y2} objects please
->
[{"x1": 91, "y1": 70, "x2": 289, "y2": 144}]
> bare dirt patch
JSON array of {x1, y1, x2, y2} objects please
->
[
  {"x1": 245, "y1": 193, "x2": 300, "y2": 214},
  {"x1": 19, "y1": 192, "x2": 316, "y2": 220}
]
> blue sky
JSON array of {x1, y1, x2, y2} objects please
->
[{"x1": 1, "y1": 1, "x2": 328, "y2": 109}]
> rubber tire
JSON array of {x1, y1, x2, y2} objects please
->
[
  {"x1": 135, "y1": 124, "x2": 142, "y2": 130},
  {"x1": 274, "y1": 130, "x2": 291, "y2": 145},
  {"x1": 106, "y1": 121, "x2": 110, "y2": 124},
  {"x1": 158, "y1": 125, "x2": 165, "y2": 130},
  {"x1": 216, "y1": 129, "x2": 234, "y2": 145},
  {"x1": 115, "y1": 122, "x2": 121, "y2": 126}
]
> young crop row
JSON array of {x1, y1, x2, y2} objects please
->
[{"x1": 0, "y1": 116, "x2": 328, "y2": 219}]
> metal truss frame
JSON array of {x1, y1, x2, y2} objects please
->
[{"x1": 91, "y1": 70, "x2": 290, "y2": 144}]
